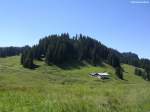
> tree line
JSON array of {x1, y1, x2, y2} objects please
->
[
  {"x1": 0, "y1": 47, "x2": 23, "y2": 57},
  {"x1": 0, "y1": 33, "x2": 150, "y2": 80},
  {"x1": 20, "y1": 33, "x2": 124, "y2": 79},
  {"x1": 20, "y1": 33, "x2": 150, "y2": 80},
  {"x1": 1, "y1": 33, "x2": 148, "y2": 80}
]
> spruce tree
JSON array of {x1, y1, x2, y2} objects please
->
[
  {"x1": 107, "y1": 53, "x2": 120, "y2": 68},
  {"x1": 21, "y1": 49, "x2": 34, "y2": 69},
  {"x1": 115, "y1": 67, "x2": 123, "y2": 80}
]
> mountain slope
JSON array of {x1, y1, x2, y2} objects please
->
[{"x1": 0, "y1": 56, "x2": 150, "y2": 112}]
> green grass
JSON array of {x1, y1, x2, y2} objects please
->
[{"x1": 0, "y1": 56, "x2": 150, "y2": 112}]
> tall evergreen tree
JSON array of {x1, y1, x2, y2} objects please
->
[
  {"x1": 107, "y1": 53, "x2": 120, "y2": 68},
  {"x1": 21, "y1": 49, "x2": 34, "y2": 69},
  {"x1": 115, "y1": 67, "x2": 123, "y2": 80}
]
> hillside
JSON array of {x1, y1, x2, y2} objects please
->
[
  {"x1": 0, "y1": 56, "x2": 150, "y2": 112},
  {"x1": 1, "y1": 34, "x2": 150, "y2": 81}
]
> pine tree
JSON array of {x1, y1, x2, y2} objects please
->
[
  {"x1": 107, "y1": 53, "x2": 120, "y2": 68},
  {"x1": 21, "y1": 49, "x2": 34, "y2": 69},
  {"x1": 45, "y1": 44, "x2": 55, "y2": 65},
  {"x1": 115, "y1": 67, "x2": 123, "y2": 80}
]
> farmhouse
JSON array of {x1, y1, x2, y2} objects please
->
[{"x1": 90, "y1": 72, "x2": 110, "y2": 79}]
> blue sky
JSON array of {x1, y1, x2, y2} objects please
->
[{"x1": 0, "y1": 0, "x2": 150, "y2": 58}]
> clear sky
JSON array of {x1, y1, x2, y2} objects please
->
[{"x1": 0, "y1": 0, "x2": 150, "y2": 59}]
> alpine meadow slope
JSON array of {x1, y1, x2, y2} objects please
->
[
  {"x1": 0, "y1": 56, "x2": 150, "y2": 112},
  {"x1": 0, "y1": 34, "x2": 150, "y2": 112}
]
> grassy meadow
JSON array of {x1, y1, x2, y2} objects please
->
[{"x1": 0, "y1": 56, "x2": 150, "y2": 112}]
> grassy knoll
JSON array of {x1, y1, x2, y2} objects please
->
[{"x1": 0, "y1": 56, "x2": 149, "y2": 112}]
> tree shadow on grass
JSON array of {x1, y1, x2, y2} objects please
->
[
  {"x1": 123, "y1": 79, "x2": 128, "y2": 81},
  {"x1": 55, "y1": 61, "x2": 106, "y2": 70},
  {"x1": 55, "y1": 60, "x2": 86, "y2": 70},
  {"x1": 33, "y1": 64, "x2": 40, "y2": 69},
  {"x1": 28, "y1": 64, "x2": 40, "y2": 70}
]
